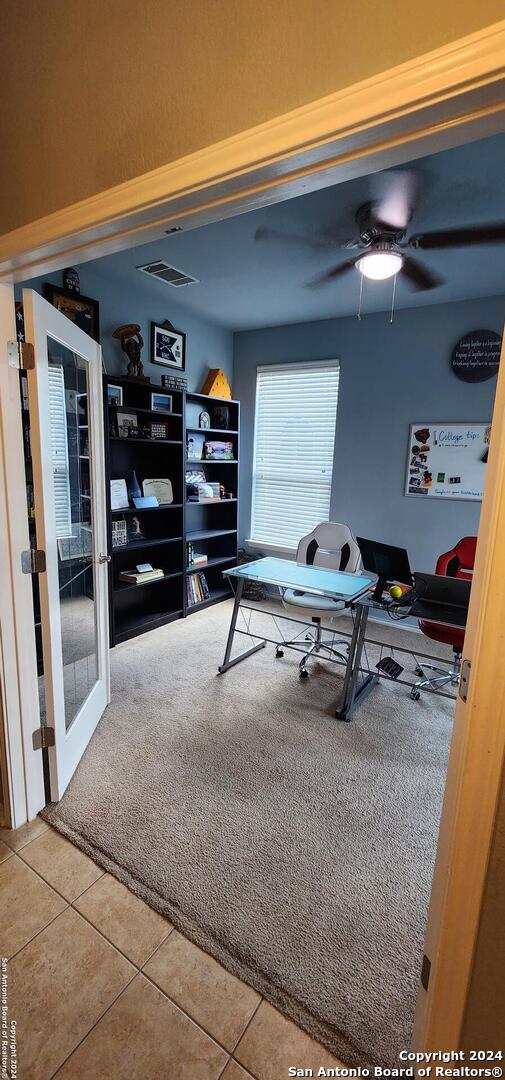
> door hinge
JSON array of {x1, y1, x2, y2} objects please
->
[
  {"x1": 459, "y1": 659, "x2": 471, "y2": 703},
  {"x1": 421, "y1": 953, "x2": 431, "y2": 991},
  {"x1": 7, "y1": 340, "x2": 35, "y2": 370},
  {"x1": 21, "y1": 548, "x2": 46, "y2": 574},
  {"x1": 32, "y1": 726, "x2": 55, "y2": 751}
]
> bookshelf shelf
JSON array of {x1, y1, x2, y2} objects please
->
[{"x1": 115, "y1": 570, "x2": 183, "y2": 593}]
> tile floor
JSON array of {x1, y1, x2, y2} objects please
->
[{"x1": 0, "y1": 817, "x2": 345, "y2": 1080}]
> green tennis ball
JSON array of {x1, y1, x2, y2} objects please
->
[{"x1": 389, "y1": 585, "x2": 403, "y2": 600}]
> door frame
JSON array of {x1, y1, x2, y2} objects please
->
[
  {"x1": 0, "y1": 285, "x2": 45, "y2": 826},
  {"x1": 1, "y1": 16, "x2": 505, "y2": 1048}
]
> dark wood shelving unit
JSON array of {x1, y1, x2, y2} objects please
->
[
  {"x1": 184, "y1": 390, "x2": 239, "y2": 615},
  {"x1": 104, "y1": 375, "x2": 185, "y2": 644},
  {"x1": 104, "y1": 378, "x2": 239, "y2": 643}
]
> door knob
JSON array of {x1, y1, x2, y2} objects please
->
[{"x1": 98, "y1": 552, "x2": 111, "y2": 564}]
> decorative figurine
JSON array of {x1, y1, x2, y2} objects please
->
[
  {"x1": 112, "y1": 324, "x2": 149, "y2": 381},
  {"x1": 127, "y1": 515, "x2": 145, "y2": 542},
  {"x1": 199, "y1": 411, "x2": 211, "y2": 429}
]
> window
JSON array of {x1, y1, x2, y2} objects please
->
[{"x1": 250, "y1": 361, "x2": 340, "y2": 550}]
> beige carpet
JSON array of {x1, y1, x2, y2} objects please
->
[{"x1": 43, "y1": 599, "x2": 454, "y2": 1067}]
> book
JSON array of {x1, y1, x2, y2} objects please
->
[
  {"x1": 119, "y1": 568, "x2": 164, "y2": 584},
  {"x1": 191, "y1": 553, "x2": 208, "y2": 566}
]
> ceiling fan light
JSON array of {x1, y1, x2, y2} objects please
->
[{"x1": 357, "y1": 250, "x2": 403, "y2": 280}]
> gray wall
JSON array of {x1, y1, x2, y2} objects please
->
[
  {"x1": 234, "y1": 295, "x2": 504, "y2": 572},
  {"x1": 19, "y1": 265, "x2": 234, "y2": 392}
]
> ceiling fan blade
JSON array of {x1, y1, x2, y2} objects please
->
[
  {"x1": 305, "y1": 260, "x2": 356, "y2": 287},
  {"x1": 373, "y1": 170, "x2": 417, "y2": 230},
  {"x1": 409, "y1": 224, "x2": 505, "y2": 250},
  {"x1": 401, "y1": 255, "x2": 444, "y2": 291},
  {"x1": 254, "y1": 226, "x2": 343, "y2": 251}
]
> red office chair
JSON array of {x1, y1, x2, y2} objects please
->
[{"x1": 411, "y1": 536, "x2": 476, "y2": 700}]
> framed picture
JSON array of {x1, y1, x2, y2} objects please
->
[
  {"x1": 107, "y1": 384, "x2": 123, "y2": 407},
  {"x1": 116, "y1": 411, "x2": 138, "y2": 439},
  {"x1": 110, "y1": 479, "x2": 129, "y2": 510},
  {"x1": 150, "y1": 420, "x2": 168, "y2": 440},
  {"x1": 151, "y1": 391, "x2": 173, "y2": 412},
  {"x1": 43, "y1": 283, "x2": 100, "y2": 342},
  {"x1": 151, "y1": 322, "x2": 186, "y2": 371},
  {"x1": 204, "y1": 440, "x2": 234, "y2": 460},
  {"x1": 186, "y1": 432, "x2": 205, "y2": 461}
]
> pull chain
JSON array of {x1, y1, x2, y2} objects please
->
[
  {"x1": 357, "y1": 272, "x2": 364, "y2": 321},
  {"x1": 390, "y1": 273, "x2": 397, "y2": 324}
]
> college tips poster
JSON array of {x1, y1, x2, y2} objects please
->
[{"x1": 406, "y1": 423, "x2": 491, "y2": 500}]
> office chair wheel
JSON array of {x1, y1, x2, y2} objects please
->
[
  {"x1": 275, "y1": 648, "x2": 284, "y2": 658},
  {"x1": 414, "y1": 666, "x2": 424, "y2": 677},
  {"x1": 410, "y1": 688, "x2": 421, "y2": 701},
  {"x1": 299, "y1": 668, "x2": 309, "y2": 679}
]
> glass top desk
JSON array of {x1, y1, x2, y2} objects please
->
[{"x1": 218, "y1": 557, "x2": 377, "y2": 719}]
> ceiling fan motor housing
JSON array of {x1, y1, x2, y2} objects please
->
[{"x1": 355, "y1": 202, "x2": 405, "y2": 246}]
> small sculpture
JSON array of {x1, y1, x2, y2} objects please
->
[{"x1": 112, "y1": 324, "x2": 147, "y2": 380}]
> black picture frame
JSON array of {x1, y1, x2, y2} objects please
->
[
  {"x1": 43, "y1": 283, "x2": 100, "y2": 343},
  {"x1": 151, "y1": 321, "x2": 186, "y2": 372}
]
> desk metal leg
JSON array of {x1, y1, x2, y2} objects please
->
[
  {"x1": 218, "y1": 578, "x2": 266, "y2": 673},
  {"x1": 335, "y1": 605, "x2": 378, "y2": 721}
]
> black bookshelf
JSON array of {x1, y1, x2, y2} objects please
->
[
  {"x1": 104, "y1": 379, "x2": 239, "y2": 644},
  {"x1": 104, "y1": 376, "x2": 185, "y2": 644},
  {"x1": 184, "y1": 391, "x2": 239, "y2": 615}
]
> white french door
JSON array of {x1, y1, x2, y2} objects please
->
[{"x1": 23, "y1": 289, "x2": 110, "y2": 800}]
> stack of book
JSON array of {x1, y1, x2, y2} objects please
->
[
  {"x1": 119, "y1": 568, "x2": 164, "y2": 585},
  {"x1": 187, "y1": 571, "x2": 210, "y2": 606},
  {"x1": 190, "y1": 552, "x2": 208, "y2": 568}
]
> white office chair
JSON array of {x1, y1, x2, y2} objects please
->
[{"x1": 279, "y1": 521, "x2": 362, "y2": 678}]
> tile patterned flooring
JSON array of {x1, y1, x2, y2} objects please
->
[{"x1": 0, "y1": 817, "x2": 345, "y2": 1079}]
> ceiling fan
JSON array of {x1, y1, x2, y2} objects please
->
[{"x1": 254, "y1": 171, "x2": 505, "y2": 291}]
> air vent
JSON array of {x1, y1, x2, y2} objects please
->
[{"x1": 136, "y1": 260, "x2": 199, "y2": 288}]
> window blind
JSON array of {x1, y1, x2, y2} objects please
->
[
  {"x1": 251, "y1": 361, "x2": 339, "y2": 550},
  {"x1": 48, "y1": 364, "x2": 73, "y2": 540}
]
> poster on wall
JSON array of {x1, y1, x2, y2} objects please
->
[{"x1": 405, "y1": 423, "x2": 491, "y2": 501}]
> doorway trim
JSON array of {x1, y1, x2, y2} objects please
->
[
  {"x1": 1, "y1": 16, "x2": 505, "y2": 1049},
  {"x1": 1, "y1": 21, "x2": 505, "y2": 283}
]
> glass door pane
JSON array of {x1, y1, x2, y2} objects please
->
[{"x1": 47, "y1": 337, "x2": 98, "y2": 731}]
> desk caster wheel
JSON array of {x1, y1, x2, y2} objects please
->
[
  {"x1": 414, "y1": 666, "x2": 424, "y2": 677},
  {"x1": 275, "y1": 648, "x2": 284, "y2": 658},
  {"x1": 410, "y1": 688, "x2": 421, "y2": 701},
  {"x1": 299, "y1": 668, "x2": 309, "y2": 679}
]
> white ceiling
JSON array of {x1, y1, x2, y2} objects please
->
[{"x1": 82, "y1": 132, "x2": 505, "y2": 331}]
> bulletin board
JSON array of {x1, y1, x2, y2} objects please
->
[{"x1": 405, "y1": 422, "x2": 491, "y2": 501}]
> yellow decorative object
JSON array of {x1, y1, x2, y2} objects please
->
[{"x1": 200, "y1": 368, "x2": 232, "y2": 399}]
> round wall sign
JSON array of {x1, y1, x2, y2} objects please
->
[{"x1": 451, "y1": 330, "x2": 502, "y2": 383}]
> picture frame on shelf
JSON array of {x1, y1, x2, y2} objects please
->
[
  {"x1": 110, "y1": 478, "x2": 129, "y2": 510},
  {"x1": 213, "y1": 405, "x2": 230, "y2": 430},
  {"x1": 150, "y1": 420, "x2": 169, "y2": 440},
  {"x1": 204, "y1": 440, "x2": 234, "y2": 460},
  {"x1": 111, "y1": 518, "x2": 128, "y2": 548},
  {"x1": 151, "y1": 391, "x2": 173, "y2": 412},
  {"x1": 43, "y1": 283, "x2": 100, "y2": 342},
  {"x1": 151, "y1": 321, "x2": 186, "y2": 371},
  {"x1": 117, "y1": 411, "x2": 138, "y2": 439},
  {"x1": 186, "y1": 432, "x2": 205, "y2": 461},
  {"x1": 142, "y1": 478, "x2": 174, "y2": 504},
  {"x1": 107, "y1": 384, "x2": 123, "y2": 407}
]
